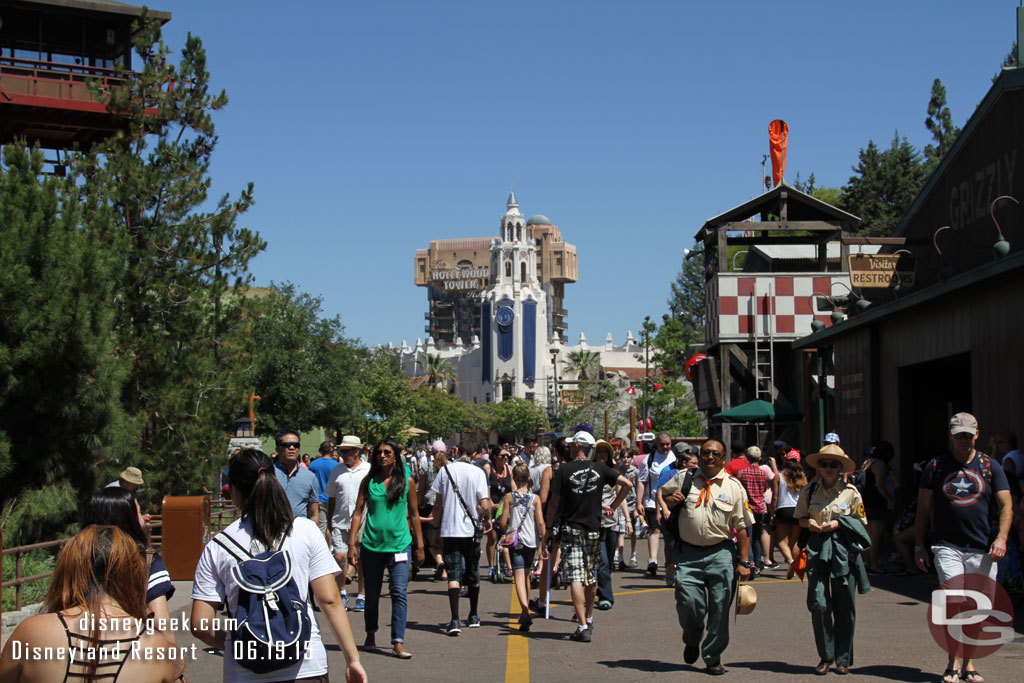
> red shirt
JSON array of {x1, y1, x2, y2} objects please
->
[
  {"x1": 725, "y1": 456, "x2": 748, "y2": 477},
  {"x1": 737, "y1": 463, "x2": 768, "y2": 514}
]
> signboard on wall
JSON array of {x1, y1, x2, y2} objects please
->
[
  {"x1": 560, "y1": 389, "x2": 586, "y2": 406},
  {"x1": 848, "y1": 254, "x2": 916, "y2": 288},
  {"x1": 431, "y1": 266, "x2": 490, "y2": 291}
]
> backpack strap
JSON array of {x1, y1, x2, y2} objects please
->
[{"x1": 213, "y1": 531, "x2": 253, "y2": 564}]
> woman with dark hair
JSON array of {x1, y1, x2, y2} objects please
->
[
  {"x1": 82, "y1": 486, "x2": 183, "y2": 678},
  {"x1": 773, "y1": 458, "x2": 808, "y2": 570},
  {"x1": 487, "y1": 445, "x2": 513, "y2": 580},
  {"x1": 349, "y1": 440, "x2": 424, "y2": 659},
  {"x1": 857, "y1": 440, "x2": 897, "y2": 574},
  {"x1": 190, "y1": 448, "x2": 366, "y2": 682},
  {"x1": 0, "y1": 525, "x2": 175, "y2": 682}
]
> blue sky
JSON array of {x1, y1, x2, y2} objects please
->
[{"x1": 156, "y1": 0, "x2": 1015, "y2": 348}]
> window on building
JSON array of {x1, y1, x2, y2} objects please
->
[
  {"x1": 505, "y1": 261, "x2": 511, "y2": 277},
  {"x1": 525, "y1": 392, "x2": 534, "y2": 403},
  {"x1": 556, "y1": 256, "x2": 562, "y2": 266},
  {"x1": 521, "y1": 262, "x2": 526, "y2": 282}
]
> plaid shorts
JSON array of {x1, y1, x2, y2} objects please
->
[{"x1": 559, "y1": 526, "x2": 601, "y2": 585}]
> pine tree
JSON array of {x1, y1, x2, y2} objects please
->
[
  {"x1": 667, "y1": 247, "x2": 706, "y2": 346},
  {"x1": 841, "y1": 134, "x2": 926, "y2": 237},
  {"x1": 923, "y1": 79, "x2": 960, "y2": 176},
  {"x1": 0, "y1": 146, "x2": 137, "y2": 542},
  {"x1": 76, "y1": 12, "x2": 266, "y2": 500}
]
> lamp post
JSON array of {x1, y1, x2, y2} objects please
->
[
  {"x1": 642, "y1": 315, "x2": 651, "y2": 427},
  {"x1": 550, "y1": 347, "x2": 560, "y2": 430}
]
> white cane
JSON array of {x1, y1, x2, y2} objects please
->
[{"x1": 544, "y1": 547, "x2": 551, "y2": 620}]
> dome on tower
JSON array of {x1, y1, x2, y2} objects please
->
[{"x1": 526, "y1": 214, "x2": 552, "y2": 226}]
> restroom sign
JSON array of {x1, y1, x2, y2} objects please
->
[{"x1": 849, "y1": 254, "x2": 916, "y2": 288}]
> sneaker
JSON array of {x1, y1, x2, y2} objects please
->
[
  {"x1": 434, "y1": 565, "x2": 445, "y2": 581},
  {"x1": 629, "y1": 553, "x2": 638, "y2": 568},
  {"x1": 614, "y1": 550, "x2": 623, "y2": 565},
  {"x1": 763, "y1": 561, "x2": 781, "y2": 570},
  {"x1": 618, "y1": 560, "x2": 628, "y2": 571},
  {"x1": 443, "y1": 620, "x2": 462, "y2": 636},
  {"x1": 528, "y1": 598, "x2": 542, "y2": 614},
  {"x1": 647, "y1": 560, "x2": 658, "y2": 576},
  {"x1": 459, "y1": 586, "x2": 468, "y2": 597},
  {"x1": 352, "y1": 597, "x2": 365, "y2": 612},
  {"x1": 467, "y1": 614, "x2": 481, "y2": 628},
  {"x1": 518, "y1": 614, "x2": 533, "y2": 632},
  {"x1": 569, "y1": 626, "x2": 592, "y2": 643},
  {"x1": 586, "y1": 619, "x2": 594, "y2": 634},
  {"x1": 340, "y1": 593, "x2": 349, "y2": 610},
  {"x1": 596, "y1": 599, "x2": 612, "y2": 611}
]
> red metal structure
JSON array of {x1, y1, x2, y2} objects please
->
[{"x1": 0, "y1": 0, "x2": 170, "y2": 149}]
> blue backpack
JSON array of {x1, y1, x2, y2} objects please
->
[{"x1": 213, "y1": 532, "x2": 312, "y2": 674}]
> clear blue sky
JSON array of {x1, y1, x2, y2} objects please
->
[{"x1": 157, "y1": 0, "x2": 1015, "y2": 348}]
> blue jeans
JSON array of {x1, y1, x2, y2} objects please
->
[
  {"x1": 361, "y1": 545, "x2": 410, "y2": 644},
  {"x1": 597, "y1": 527, "x2": 619, "y2": 604}
]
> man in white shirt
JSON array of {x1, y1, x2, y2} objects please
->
[
  {"x1": 430, "y1": 458, "x2": 491, "y2": 635},
  {"x1": 635, "y1": 432, "x2": 676, "y2": 576},
  {"x1": 325, "y1": 436, "x2": 370, "y2": 611}
]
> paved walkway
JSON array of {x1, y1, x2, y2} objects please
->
[{"x1": 154, "y1": 546, "x2": 1024, "y2": 682}]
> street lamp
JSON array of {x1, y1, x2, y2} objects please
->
[
  {"x1": 550, "y1": 347, "x2": 560, "y2": 429},
  {"x1": 642, "y1": 315, "x2": 651, "y2": 427}
]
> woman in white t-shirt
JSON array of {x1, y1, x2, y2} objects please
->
[{"x1": 190, "y1": 448, "x2": 367, "y2": 683}]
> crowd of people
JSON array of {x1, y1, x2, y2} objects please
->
[{"x1": 0, "y1": 411, "x2": 1019, "y2": 682}]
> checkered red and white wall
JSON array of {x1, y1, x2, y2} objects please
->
[{"x1": 706, "y1": 274, "x2": 850, "y2": 345}]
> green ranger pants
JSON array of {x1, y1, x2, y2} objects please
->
[
  {"x1": 673, "y1": 542, "x2": 736, "y2": 666},
  {"x1": 807, "y1": 569, "x2": 857, "y2": 667}
]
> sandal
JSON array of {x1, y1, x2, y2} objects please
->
[
  {"x1": 941, "y1": 668, "x2": 960, "y2": 683},
  {"x1": 960, "y1": 670, "x2": 983, "y2": 683}
]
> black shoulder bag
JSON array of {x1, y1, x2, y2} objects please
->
[
  {"x1": 665, "y1": 469, "x2": 697, "y2": 545},
  {"x1": 444, "y1": 465, "x2": 485, "y2": 543}
]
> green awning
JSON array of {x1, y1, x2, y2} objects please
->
[{"x1": 711, "y1": 399, "x2": 804, "y2": 424}]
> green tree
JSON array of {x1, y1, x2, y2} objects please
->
[
  {"x1": 923, "y1": 78, "x2": 960, "y2": 176},
  {"x1": 486, "y1": 398, "x2": 547, "y2": 441},
  {"x1": 667, "y1": 247, "x2": 706, "y2": 346},
  {"x1": 564, "y1": 350, "x2": 601, "y2": 380},
  {"x1": 0, "y1": 146, "x2": 138, "y2": 543},
  {"x1": 995, "y1": 40, "x2": 1018, "y2": 80},
  {"x1": 841, "y1": 134, "x2": 926, "y2": 237},
  {"x1": 76, "y1": 13, "x2": 266, "y2": 501},
  {"x1": 243, "y1": 284, "x2": 362, "y2": 437},
  {"x1": 416, "y1": 353, "x2": 456, "y2": 391},
  {"x1": 358, "y1": 349, "x2": 414, "y2": 444},
  {"x1": 407, "y1": 388, "x2": 466, "y2": 441}
]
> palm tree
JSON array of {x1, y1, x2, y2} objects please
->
[
  {"x1": 565, "y1": 350, "x2": 602, "y2": 380},
  {"x1": 416, "y1": 353, "x2": 456, "y2": 390}
]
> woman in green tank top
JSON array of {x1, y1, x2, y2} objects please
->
[{"x1": 349, "y1": 439, "x2": 424, "y2": 659}]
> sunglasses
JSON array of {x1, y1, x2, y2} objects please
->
[
  {"x1": 818, "y1": 461, "x2": 841, "y2": 469},
  {"x1": 376, "y1": 448, "x2": 395, "y2": 456},
  {"x1": 277, "y1": 442, "x2": 301, "y2": 450},
  {"x1": 657, "y1": 442, "x2": 672, "y2": 448}
]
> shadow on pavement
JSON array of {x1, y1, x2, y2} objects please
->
[{"x1": 596, "y1": 658, "x2": 683, "y2": 673}]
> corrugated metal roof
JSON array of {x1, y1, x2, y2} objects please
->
[{"x1": 751, "y1": 244, "x2": 882, "y2": 261}]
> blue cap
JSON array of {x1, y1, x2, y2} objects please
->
[{"x1": 572, "y1": 422, "x2": 594, "y2": 435}]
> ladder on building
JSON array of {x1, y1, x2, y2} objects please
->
[{"x1": 752, "y1": 282, "x2": 775, "y2": 402}]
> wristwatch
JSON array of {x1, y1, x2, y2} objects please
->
[{"x1": 739, "y1": 560, "x2": 756, "y2": 569}]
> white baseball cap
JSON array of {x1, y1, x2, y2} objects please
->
[{"x1": 573, "y1": 432, "x2": 596, "y2": 447}]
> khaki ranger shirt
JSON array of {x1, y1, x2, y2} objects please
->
[
  {"x1": 793, "y1": 480, "x2": 867, "y2": 526},
  {"x1": 661, "y1": 469, "x2": 755, "y2": 546}
]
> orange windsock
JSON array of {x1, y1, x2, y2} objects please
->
[{"x1": 769, "y1": 119, "x2": 788, "y2": 187}]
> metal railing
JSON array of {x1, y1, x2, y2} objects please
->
[{"x1": 1, "y1": 499, "x2": 238, "y2": 616}]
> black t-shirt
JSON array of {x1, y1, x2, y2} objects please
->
[
  {"x1": 919, "y1": 451, "x2": 1009, "y2": 552},
  {"x1": 489, "y1": 463, "x2": 512, "y2": 504},
  {"x1": 551, "y1": 459, "x2": 620, "y2": 533}
]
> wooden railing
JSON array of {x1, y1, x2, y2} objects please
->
[{"x1": 0, "y1": 55, "x2": 126, "y2": 105}]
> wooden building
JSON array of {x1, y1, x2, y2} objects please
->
[
  {"x1": 0, "y1": 0, "x2": 170, "y2": 150},
  {"x1": 795, "y1": 67, "x2": 1024, "y2": 493}
]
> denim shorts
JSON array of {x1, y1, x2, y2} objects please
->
[{"x1": 510, "y1": 545, "x2": 536, "y2": 570}]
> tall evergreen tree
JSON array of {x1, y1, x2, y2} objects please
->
[
  {"x1": 667, "y1": 247, "x2": 706, "y2": 346},
  {"x1": 841, "y1": 134, "x2": 926, "y2": 237},
  {"x1": 76, "y1": 13, "x2": 265, "y2": 500},
  {"x1": 0, "y1": 147, "x2": 137, "y2": 542},
  {"x1": 923, "y1": 79, "x2": 960, "y2": 175}
]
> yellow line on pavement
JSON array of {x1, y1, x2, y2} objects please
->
[{"x1": 504, "y1": 587, "x2": 529, "y2": 683}]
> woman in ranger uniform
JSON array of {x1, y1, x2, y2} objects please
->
[{"x1": 795, "y1": 443, "x2": 871, "y2": 676}]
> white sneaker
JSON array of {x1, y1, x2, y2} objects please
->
[
  {"x1": 614, "y1": 550, "x2": 623, "y2": 564},
  {"x1": 629, "y1": 553, "x2": 638, "y2": 568}
]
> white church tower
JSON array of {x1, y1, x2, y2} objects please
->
[{"x1": 482, "y1": 187, "x2": 550, "y2": 403}]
